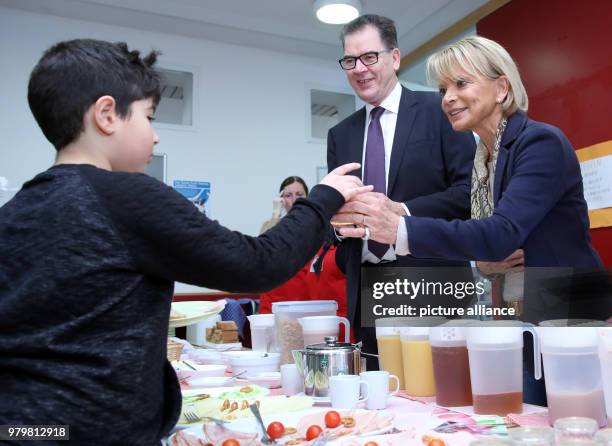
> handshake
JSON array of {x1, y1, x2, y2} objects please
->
[{"x1": 321, "y1": 163, "x2": 405, "y2": 244}]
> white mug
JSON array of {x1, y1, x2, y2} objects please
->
[
  {"x1": 329, "y1": 374, "x2": 369, "y2": 409},
  {"x1": 280, "y1": 363, "x2": 303, "y2": 396},
  {"x1": 359, "y1": 371, "x2": 400, "y2": 410}
]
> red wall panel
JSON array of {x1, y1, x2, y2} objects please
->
[{"x1": 477, "y1": 0, "x2": 612, "y2": 266}]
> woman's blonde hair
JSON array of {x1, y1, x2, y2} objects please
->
[{"x1": 426, "y1": 35, "x2": 528, "y2": 115}]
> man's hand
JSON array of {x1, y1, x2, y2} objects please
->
[
  {"x1": 332, "y1": 192, "x2": 402, "y2": 244},
  {"x1": 477, "y1": 249, "x2": 525, "y2": 277},
  {"x1": 319, "y1": 163, "x2": 373, "y2": 201}
]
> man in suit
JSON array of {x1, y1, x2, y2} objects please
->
[{"x1": 327, "y1": 14, "x2": 476, "y2": 360}]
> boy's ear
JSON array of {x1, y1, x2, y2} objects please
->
[{"x1": 91, "y1": 95, "x2": 119, "y2": 135}]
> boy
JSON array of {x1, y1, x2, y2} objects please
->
[{"x1": 0, "y1": 39, "x2": 368, "y2": 445}]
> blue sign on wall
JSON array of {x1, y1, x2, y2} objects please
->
[{"x1": 173, "y1": 180, "x2": 211, "y2": 215}]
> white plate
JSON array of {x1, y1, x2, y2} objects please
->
[
  {"x1": 182, "y1": 386, "x2": 236, "y2": 397},
  {"x1": 171, "y1": 408, "x2": 394, "y2": 444},
  {"x1": 174, "y1": 362, "x2": 227, "y2": 379},
  {"x1": 182, "y1": 384, "x2": 270, "y2": 399},
  {"x1": 197, "y1": 340, "x2": 243, "y2": 350},
  {"x1": 334, "y1": 431, "x2": 416, "y2": 446},
  {"x1": 184, "y1": 376, "x2": 235, "y2": 388},
  {"x1": 248, "y1": 372, "x2": 281, "y2": 389},
  {"x1": 177, "y1": 386, "x2": 272, "y2": 428},
  {"x1": 169, "y1": 301, "x2": 225, "y2": 328}
]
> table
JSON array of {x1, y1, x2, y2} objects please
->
[{"x1": 166, "y1": 383, "x2": 547, "y2": 445}]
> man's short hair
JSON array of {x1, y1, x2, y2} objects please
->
[
  {"x1": 340, "y1": 14, "x2": 398, "y2": 50},
  {"x1": 28, "y1": 39, "x2": 162, "y2": 150}
]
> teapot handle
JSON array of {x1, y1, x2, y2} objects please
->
[
  {"x1": 523, "y1": 326, "x2": 542, "y2": 380},
  {"x1": 338, "y1": 317, "x2": 351, "y2": 343}
]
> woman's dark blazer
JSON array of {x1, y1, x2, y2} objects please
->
[{"x1": 406, "y1": 111, "x2": 602, "y2": 269}]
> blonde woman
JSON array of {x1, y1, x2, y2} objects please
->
[{"x1": 335, "y1": 35, "x2": 605, "y2": 407}]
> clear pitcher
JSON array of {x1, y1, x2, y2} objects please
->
[
  {"x1": 537, "y1": 321, "x2": 606, "y2": 426},
  {"x1": 466, "y1": 321, "x2": 542, "y2": 416},
  {"x1": 430, "y1": 321, "x2": 473, "y2": 407},
  {"x1": 598, "y1": 328, "x2": 612, "y2": 428},
  {"x1": 298, "y1": 315, "x2": 350, "y2": 347},
  {"x1": 400, "y1": 326, "x2": 436, "y2": 397}
]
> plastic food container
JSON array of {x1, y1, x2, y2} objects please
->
[
  {"x1": 271, "y1": 300, "x2": 337, "y2": 365},
  {"x1": 186, "y1": 314, "x2": 222, "y2": 346}
]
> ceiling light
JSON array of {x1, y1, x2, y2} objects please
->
[{"x1": 313, "y1": 0, "x2": 362, "y2": 25}]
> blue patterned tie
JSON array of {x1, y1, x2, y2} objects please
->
[{"x1": 363, "y1": 107, "x2": 389, "y2": 259}]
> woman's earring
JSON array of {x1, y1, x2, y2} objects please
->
[{"x1": 496, "y1": 98, "x2": 502, "y2": 104}]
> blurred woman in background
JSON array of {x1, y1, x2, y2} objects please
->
[{"x1": 259, "y1": 176, "x2": 348, "y2": 337}]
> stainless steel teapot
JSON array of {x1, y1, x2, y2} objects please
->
[{"x1": 292, "y1": 336, "x2": 362, "y2": 397}]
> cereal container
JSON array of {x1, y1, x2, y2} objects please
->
[{"x1": 271, "y1": 300, "x2": 337, "y2": 365}]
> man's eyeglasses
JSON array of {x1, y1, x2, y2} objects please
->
[{"x1": 338, "y1": 50, "x2": 392, "y2": 70}]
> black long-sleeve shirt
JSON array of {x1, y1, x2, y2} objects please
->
[{"x1": 0, "y1": 164, "x2": 343, "y2": 445}]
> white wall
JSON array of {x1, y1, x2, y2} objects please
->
[
  {"x1": 399, "y1": 26, "x2": 476, "y2": 88},
  {"x1": 311, "y1": 115, "x2": 338, "y2": 139},
  {"x1": 0, "y1": 7, "x2": 356, "y2": 292}
]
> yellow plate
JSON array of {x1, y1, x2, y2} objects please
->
[{"x1": 169, "y1": 301, "x2": 225, "y2": 328}]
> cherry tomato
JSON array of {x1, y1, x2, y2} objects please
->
[
  {"x1": 266, "y1": 421, "x2": 286, "y2": 440},
  {"x1": 306, "y1": 425, "x2": 323, "y2": 441},
  {"x1": 324, "y1": 410, "x2": 341, "y2": 428},
  {"x1": 364, "y1": 442, "x2": 379, "y2": 446},
  {"x1": 428, "y1": 439, "x2": 446, "y2": 446},
  {"x1": 222, "y1": 440, "x2": 240, "y2": 446}
]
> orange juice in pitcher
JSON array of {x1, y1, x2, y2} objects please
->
[{"x1": 400, "y1": 326, "x2": 435, "y2": 397}]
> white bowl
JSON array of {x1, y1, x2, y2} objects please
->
[
  {"x1": 220, "y1": 351, "x2": 263, "y2": 371},
  {"x1": 188, "y1": 349, "x2": 224, "y2": 365},
  {"x1": 227, "y1": 352, "x2": 280, "y2": 378},
  {"x1": 175, "y1": 363, "x2": 226, "y2": 380}
]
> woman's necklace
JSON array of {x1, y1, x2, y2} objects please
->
[{"x1": 480, "y1": 118, "x2": 508, "y2": 185}]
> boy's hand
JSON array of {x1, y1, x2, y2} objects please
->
[{"x1": 320, "y1": 163, "x2": 372, "y2": 201}]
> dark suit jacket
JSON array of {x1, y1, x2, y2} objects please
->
[
  {"x1": 327, "y1": 86, "x2": 477, "y2": 323},
  {"x1": 406, "y1": 111, "x2": 602, "y2": 269}
]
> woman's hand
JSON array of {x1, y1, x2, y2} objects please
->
[
  {"x1": 272, "y1": 196, "x2": 283, "y2": 218},
  {"x1": 320, "y1": 163, "x2": 373, "y2": 201},
  {"x1": 477, "y1": 249, "x2": 524, "y2": 277}
]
